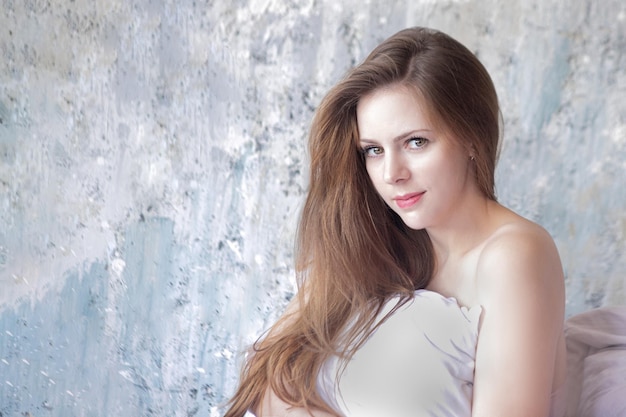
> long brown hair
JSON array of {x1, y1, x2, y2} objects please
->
[{"x1": 224, "y1": 26, "x2": 500, "y2": 416}]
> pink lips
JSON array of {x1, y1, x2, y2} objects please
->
[{"x1": 393, "y1": 192, "x2": 425, "y2": 209}]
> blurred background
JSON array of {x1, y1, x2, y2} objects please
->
[{"x1": 0, "y1": 0, "x2": 624, "y2": 415}]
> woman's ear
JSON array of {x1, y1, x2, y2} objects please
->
[{"x1": 468, "y1": 145, "x2": 477, "y2": 161}]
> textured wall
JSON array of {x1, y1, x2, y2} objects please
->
[{"x1": 0, "y1": 0, "x2": 624, "y2": 415}]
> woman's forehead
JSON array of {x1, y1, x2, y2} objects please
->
[{"x1": 356, "y1": 84, "x2": 452, "y2": 140}]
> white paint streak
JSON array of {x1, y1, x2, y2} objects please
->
[{"x1": 110, "y1": 258, "x2": 126, "y2": 277}]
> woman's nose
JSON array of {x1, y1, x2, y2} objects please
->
[{"x1": 383, "y1": 153, "x2": 409, "y2": 184}]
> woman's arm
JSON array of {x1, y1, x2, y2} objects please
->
[{"x1": 471, "y1": 224, "x2": 565, "y2": 417}]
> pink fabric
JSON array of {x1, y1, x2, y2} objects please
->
[{"x1": 564, "y1": 306, "x2": 626, "y2": 417}]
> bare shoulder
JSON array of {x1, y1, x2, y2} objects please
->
[
  {"x1": 480, "y1": 215, "x2": 560, "y2": 265},
  {"x1": 475, "y1": 212, "x2": 564, "y2": 301}
]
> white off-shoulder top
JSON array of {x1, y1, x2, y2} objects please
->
[{"x1": 317, "y1": 289, "x2": 481, "y2": 417}]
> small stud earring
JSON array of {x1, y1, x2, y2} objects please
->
[{"x1": 470, "y1": 155, "x2": 475, "y2": 161}]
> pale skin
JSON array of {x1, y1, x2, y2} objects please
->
[{"x1": 257, "y1": 83, "x2": 566, "y2": 416}]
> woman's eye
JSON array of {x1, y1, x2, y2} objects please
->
[
  {"x1": 408, "y1": 137, "x2": 428, "y2": 148},
  {"x1": 362, "y1": 146, "x2": 383, "y2": 157}
]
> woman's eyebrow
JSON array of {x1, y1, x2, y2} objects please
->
[{"x1": 359, "y1": 129, "x2": 433, "y2": 144}]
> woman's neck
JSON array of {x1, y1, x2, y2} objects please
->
[{"x1": 427, "y1": 195, "x2": 498, "y2": 265}]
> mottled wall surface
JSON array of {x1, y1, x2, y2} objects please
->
[{"x1": 0, "y1": 0, "x2": 624, "y2": 415}]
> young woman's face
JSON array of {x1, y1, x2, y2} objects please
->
[{"x1": 357, "y1": 84, "x2": 477, "y2": 231}]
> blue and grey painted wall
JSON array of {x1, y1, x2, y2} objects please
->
[{"x1": 0, "y1": 0, "x2": 624, "y2": 415}]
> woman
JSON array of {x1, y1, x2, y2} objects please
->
[{"x1": 225, "y1": 27, "x2": 567, "y2": 417}]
